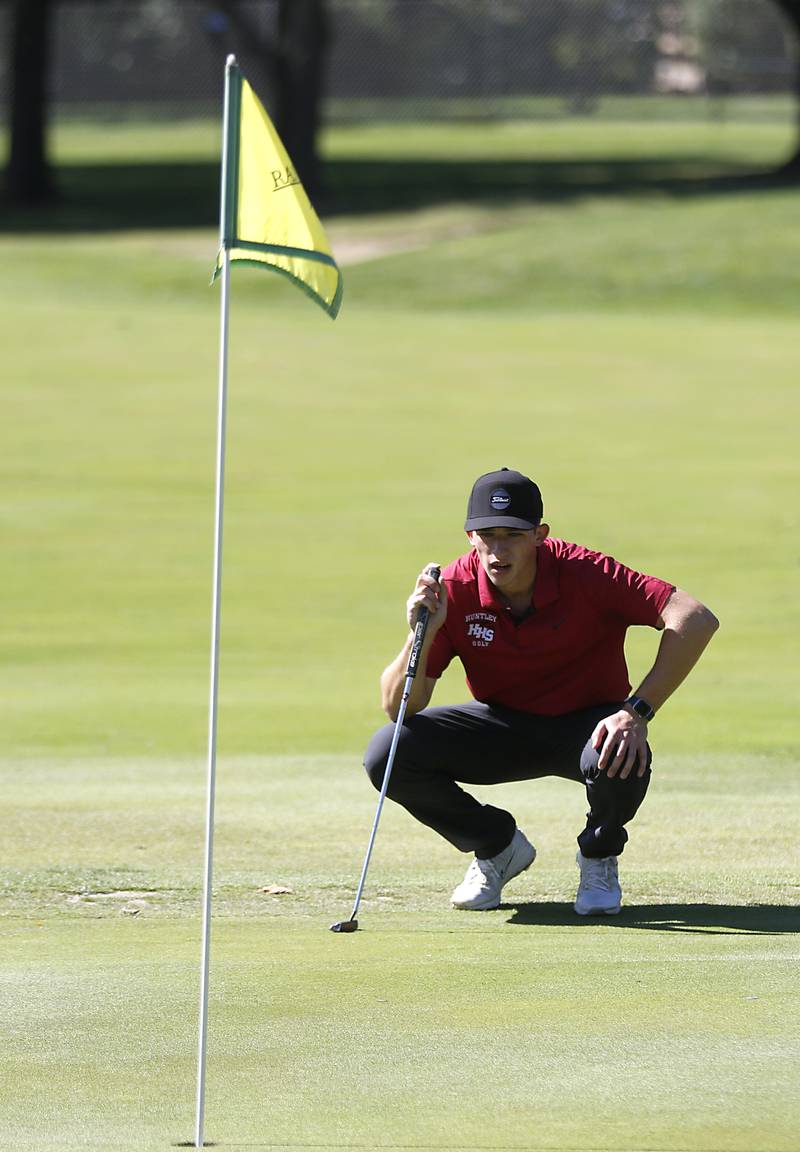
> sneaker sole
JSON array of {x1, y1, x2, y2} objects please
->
[
  {"x1": 451, "y1": 846, "x2": 536, "y2": 911},
  {"x1": 574, "y1": 902, "x2": 622, "y2": 916}
]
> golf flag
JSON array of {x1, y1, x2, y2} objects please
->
[{"x1": 213, "y1": 59, "x2": 342, "y2": 318}]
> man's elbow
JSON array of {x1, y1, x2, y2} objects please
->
[
  {"x1": 380, "y1": 686, "x2": 397, "y2": 722},
  {"x1": 383, "y1": 695, "x2": 425, "y2": 722},
  {"x1": 702, "y1": 605, "x2": 720, "y2": 637},
  {"x1": 687, "y1": 599, "x2": 720, "y2": 642},
  {"x1": 664, "y1": 590, "x2": 720, "y2": 639}
]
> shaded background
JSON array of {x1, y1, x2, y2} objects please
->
[{"x1": 2, "y1": 0, "x2": 799, "y2": 221}]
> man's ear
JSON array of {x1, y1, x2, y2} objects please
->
[
  {"x1": 535, "y1": 523, "x2": 550, "y2": 546},
  {"x1": 466, "y1": 530, "x2": 477, "y2": 549}
]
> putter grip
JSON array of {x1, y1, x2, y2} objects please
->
[{"x1": 407, "y1": 565, "x2": 441, "y2": 679}]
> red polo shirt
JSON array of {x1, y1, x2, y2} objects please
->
[{"x1": 425, "y1": 539, "x2": 674, "y2": 715}]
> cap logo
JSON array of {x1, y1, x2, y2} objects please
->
[{"x1": 490, "y1": 488, "x2": 511, "y2": 511}]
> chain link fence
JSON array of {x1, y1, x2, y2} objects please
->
[{"x1": 0, "y1": 0, "x2": 796, "y2": 122}]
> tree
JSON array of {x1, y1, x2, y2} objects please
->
[
  {"x1": 6, "y1": 0, "x2": 54, "y2": 203},
  {"x1": 4, "y1": 0, "x2": 331, "y2": 207}
]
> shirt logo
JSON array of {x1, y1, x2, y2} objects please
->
[
  {"x1": 490, "y1": 488, "x2": 511, "y2": 511},
  {"x1": 467, "y1": 622, "x2": 495, "y2": 647}
]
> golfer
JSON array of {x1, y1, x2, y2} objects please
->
[{"x1": 365, "y1": 468, "x2": 719, "y2": 915}]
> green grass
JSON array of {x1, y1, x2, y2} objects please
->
[
  {"x1": 5, "y1": 918, "x2": 795, "y2": 1151},
  {"x1": 1, "y1": 112, "x2": 799, "y2": 1149},
  {"x1": 2, "y1": 754, "x2": 798, "y2": 1150},
  {"x1": 2, "y1": 216, "x2": 797, "y2": 760},
  {"x1": 2, "y1": 106, "x2": 798, "y2": 229},
  {"x1": 38, "y1": 106, "x2": 795, "y2": 166}
]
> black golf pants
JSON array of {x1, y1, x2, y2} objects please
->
[{"x1": 364, "y1": 701, "x2": 651, "y2": 860}]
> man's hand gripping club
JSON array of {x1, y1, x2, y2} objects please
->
[{"x1": 380, "y1": 564, "x2": 448, "y2": 721}]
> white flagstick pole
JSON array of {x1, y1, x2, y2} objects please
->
[{"x1": 195, "y1": 54, "x2": 237, "y2": 1151}]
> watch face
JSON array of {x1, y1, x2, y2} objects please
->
[{"x1": 627, "y1": 696, "x2": 652, "y2": 720}]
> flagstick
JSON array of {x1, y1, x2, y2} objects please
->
[
  {"x1": 195, "y1": 54, "x2": 236, "y2": 1151},
  {"x1": 195, "y1": 247, "x2": 230, "y2": 1149}
]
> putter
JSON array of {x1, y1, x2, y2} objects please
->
[{"x1": 331, "y1": 564, "x2": 441, "y2": 933}]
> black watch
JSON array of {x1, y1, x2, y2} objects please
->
[{"x1": 624, "y1": 694, "x2": 655, "y2": 722}]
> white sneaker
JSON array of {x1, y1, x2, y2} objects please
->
[
  {"x1": 450, "y1": 829, "x2": 536, "y2": 911},
  {"x1": 574, "y1": 851, "x2": 622, "y2": 916}
]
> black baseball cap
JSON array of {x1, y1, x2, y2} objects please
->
[{"x1": 464, "y1": 468, "x2": 543, "y2": 531}]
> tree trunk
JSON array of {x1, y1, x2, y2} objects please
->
[
  {"x1": 7, "y1": 0, "x2": 54, "y2": 203},
  {"x1": 773, "y1": 0, "x2": 800, "y2": 175},
  {"x1": 275, "y1": 0, "x2": 329, "y2": 197}
]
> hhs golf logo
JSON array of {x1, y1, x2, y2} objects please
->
[
  {"x1": 490, "y1": 488, "x2": 511, "y2": 511},
  {"x1": 468, "y1": 623, "x2": 494, "y2": 646},
  {"x1": 466, "y1": 612, "x2": 496, "y2": 647}
]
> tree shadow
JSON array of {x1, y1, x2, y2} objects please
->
[
  {"x1": 503, "y1": 901, "x2": 800, "y2": 935},
  {"x1": 322, "y1": 156, "x2": 797, "y2": 217},
  {"x1": 1, "y1": 156, "x2": 796, "y2": 234}
]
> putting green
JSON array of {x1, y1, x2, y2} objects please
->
[{"x1": 1, "y1": 752, "x2": 798, "y2": 1151}]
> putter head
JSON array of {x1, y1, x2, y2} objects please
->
[{"x1": 330, "y1": 918, "x2": 359, "y2": 933}]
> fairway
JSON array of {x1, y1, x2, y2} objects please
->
[{"x1": 1, "y1": 112, "x2": 799, "y2": 1150}]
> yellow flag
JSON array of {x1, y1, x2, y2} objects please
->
[{"x1": 213, "y1": 61, "x2": 342, "y2": 318}]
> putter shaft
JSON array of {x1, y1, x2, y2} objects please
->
[{"x1": 330, "y1": 565, "x2": 441, "y2": 933}]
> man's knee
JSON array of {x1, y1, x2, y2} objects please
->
[
  {"x1": 363, "y1": 718, "x2": 436, "y2": 794},
  {"x1": 364, "y1": 718, "x2": 412, "y2": 792},
  {"x1": 580, "y1": 738, "x2": 652, "y2": 784},
  {"x1": 364, "y1": 722, "x2": 396, "y2": 791}
]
